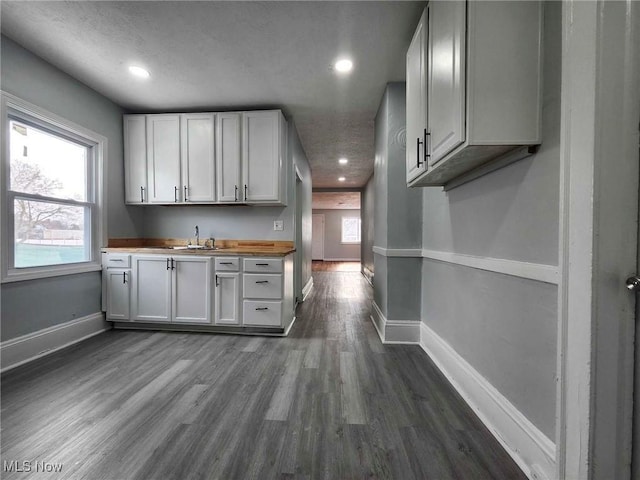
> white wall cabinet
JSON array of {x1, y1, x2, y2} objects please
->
[
  {"x1": 124, "y1": 109, "x2": 287, "y2": 206},
  {"x1": 147, "y1": 115, "x2": 182, "y2": 203},
  {"x1": 216, "y1": 113, "x2": 242, "y2": 202},
  {"x1": 242, "y1": 110, "x2": 287, "y2": 205},
  {"x1": 124, "y1": 115, "x2": 147, "y2": 203},
  {"x1": 405, "y1": 7, "x2": 427, "y2": 183},
  {"x1": 131, "y1": 255, "x2": 212, "y2": 324},
  {"x1": 406, "y1": 1, "x2": 542, "y2": 187},
  {"x1": 182, "y1": 113, "x2": 216, "y2": 203}
]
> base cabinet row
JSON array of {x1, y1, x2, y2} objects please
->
[{"x1": 102, "y1": 253, "x2": 293, "y2": 330}]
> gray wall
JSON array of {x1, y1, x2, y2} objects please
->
[
  {"x1": 361, "y1": 174, "x2": 375, "y2": 279},
  {"x1": 312, "y1": 209, "x2": 361, "y2": 261},
  {"x1": 420, "y1": 2, "x2": 560, "y2": 439},
  {"x1": 373, "y1": 82, "x2": 422, "y2": 320},
  {"x1": 290, "y1": 122, "x2": 313, "y2": 299},
  {"x1": 1, "y1": 36, "x2": 137, "y2": 341}
]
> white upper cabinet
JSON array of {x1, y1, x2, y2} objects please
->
[
  {"x1": 427, "y1": 0, "x2": 466, "y2": 167},
  {"x1": 242, "y1": 110, "x2": 287, "y2": 205},
  {"x1": 147, "y1": 115, "x2": 182, "y2": 203},
  {"x1": 216, "y1": 112, "x2": 242, "y2": 202},
  {"x1": 181, "y1": 113, "x2": 215, "y2": 203},
  {"x1": 407, "y1": 0, "x2": 543, "y2": 187},
  {"x1": 405, "y1": 7, "x2": 427, "y2": 183},
  {"x1": 124, "y1": 115, "x2": 147, "y2": 203},
  {"x1": 124, "y1": 109, "x2": 287, "y2": 206}
]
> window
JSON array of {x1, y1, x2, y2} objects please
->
[
  {"x1": 2, "y1": 93, "x2": 105, "y2": 282},
  {"x1": 341, "y1": 216, "x2": 361, "y2": 244}
]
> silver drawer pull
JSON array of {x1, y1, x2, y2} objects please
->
[
  {"x1": 255, "y1": 263, "x2": 269, "y2": 266},
  {"x1": 111, "y1": 259, "x2": 124, "y2": 262},
  {"x1": 255, "y1": 307, "x2": 269, "y2": 311},
  {"x1": 220, "y1": 262, "x2": 233, "y2": 265},
  {"x1": 255, "y1": 280, "x2": 269, "y2": 284}
]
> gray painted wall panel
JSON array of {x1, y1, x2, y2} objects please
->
[
  {"x1": 361, "y1": 174, "x2": 375, "y2": 276},
  {"x1": 1, "y1": 273, "x2": 101, "y2": 341},
  {"x1": 387, "y1": 257, "x2": 421, "y2": 320},
  {"x1": 421, "y1": 260, "x2": 557, "y2": 439},
  {"x1": 419, "y1": 3, "x2": 561, "y2": 439},
  {"x1": 312, "y1": 209, "x2": 361, "y2": 260}
]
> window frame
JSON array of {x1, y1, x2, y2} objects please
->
[
  {"x1": 1, "y1": 92, "x2": 107, "y2": 283},
  {"x1": 341, "y1": 216, "x2": 361, "y2": 244}
]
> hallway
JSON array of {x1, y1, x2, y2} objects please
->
[{"x1": 1, "y1": 271, "x2": 525, "y2": 479}]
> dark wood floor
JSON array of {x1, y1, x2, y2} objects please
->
[
  {"x1": 312, "y1": 261, "x2": 361, "y2": 272},
  {"x1": 1, "y1": 271, "x2": 525, "y2": 479}
]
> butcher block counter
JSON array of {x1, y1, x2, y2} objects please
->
[{"x1": 102, "y1": 238, "x2": 295, "y2": 256}]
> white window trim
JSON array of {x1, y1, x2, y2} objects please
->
[
  {"x1": 1, "y1": 91, "x2": 107, "y2": 283},
  {"x1": 341, "y1": 216, "x2": 361, "y2": 244}
]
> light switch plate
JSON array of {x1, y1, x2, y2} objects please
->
[{"x1": 274, "y1": 220, "x2": 284, "y2": 231}]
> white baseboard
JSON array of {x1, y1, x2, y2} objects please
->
[
  {"x1": 1, "y1": 312, "x2": 110, "y2": 373},
  {"x1": 419, "y1": 322, "x2": 556, "y2": 480},
  {"x1": 362, "y1": 266, "x2": 374, "y2": 286},
  {"x1": 302, "y1": 276, "x2": 314, "y2": 302},
  {"x1": 370, "y1": 301, "x2": 420, "y2": 344}
]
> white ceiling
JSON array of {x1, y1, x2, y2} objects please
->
[
  {"x1": 312, "y1": 191, "x2": 361, "y2": 210},
  {"x1": 0, "y1": 1, "x2": 423, "y2": 188}
]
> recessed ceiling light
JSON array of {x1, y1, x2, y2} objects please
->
[
  {"x1": 128, "y1": 65, "x2": 150, "y2": 79},
  {"x1": 338, "y1": 176, "x2": 346, "y2": 182},
  {"x1": 338, "y1": 158, "x2": 348, "y2": 165},
  {"x1": 334, "y1": 58, "x2": 353, "y2": 73}
]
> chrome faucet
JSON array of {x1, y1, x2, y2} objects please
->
[{"x1": 194, "y1": 225, "x2": 199, "y2": 246}]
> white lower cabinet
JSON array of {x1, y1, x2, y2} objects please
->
[
  {"x1": 243, "y1": 300, "x2": 282, "y2": 327},
  {"x1": 215, "y1": 272, "x2": 241, "y2": 325},
  {"x1": 131, "y1": 255, "x2": 211, "y2": 324},
  {"x1": 106, "y1": 269, "x2": 131, "y2": 320},
  {"x1": 173, "y1": 257, "x2": 212, "y2": 324}
]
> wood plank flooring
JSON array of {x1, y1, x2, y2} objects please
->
[
  {"x1": 312, "y1": 261, "x2": 361, "y2": 272},
  {"x1": 1, "y1": 271, "x2": 526, "y2": 479}
]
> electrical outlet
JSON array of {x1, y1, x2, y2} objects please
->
[{"x1": 274, "y1": 220, "x2": 284, "y2": 231}]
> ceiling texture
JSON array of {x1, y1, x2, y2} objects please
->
[
  {"x1": 0, "y1": 1, "x2": 423, "y2": 188},
  {"x1": 312, "y1": 191, "x2": 361, "y2": 210}
]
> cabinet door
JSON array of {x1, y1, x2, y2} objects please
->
[
  {"x1": 427, "y1": 0, "x2": 466, "y2": 166},
  {"x1": 147, "y1": 115, "x2": 181, "y2": 203},
  {"x1": 242, "y1": 111, "x2": 281, "y2": 203},
  {"x1": 106, "y1": 269, "x2": 130, "y2": 320},
  {"x1": 124, "y1": 115, "x2": 147, "y2": 203},
  {"x1": 182, "y1": 113, "x2": 215, "y2": 202},
  {"x1": 406, "y1": 8, "x2": 428, "y2": 182},
  {"x1": 215, "y1": 272, "x2": 241, "y2": 325},
  {"x1": 132, "y1": 256, "x2": 172, "y2": 322},
  {"x1": 173, "y1": 257, "x2": 212, "y2": 324},
  {"x1": 216, "y1": 113, "x2": 242, "y2": 202}
]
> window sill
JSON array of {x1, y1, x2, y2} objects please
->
[
  {"x1": 2, "y1": 262, "x2": 102, "y2": 284},
  {"x1": 341, "y1": 242, "x2": 361, "y2": 245}
]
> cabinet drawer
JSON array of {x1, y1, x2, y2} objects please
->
[
  {"x1": 243, "y1": 300, "x2": 282, "y2": 327},
  {"x1": 243, "y1": 274, "x2": 282, "y2": 299},
  {"x1": 243, "y1": 258, "x2": 283, "y2": 273},
  {"x1": 215, "y1": 257, "x2": 240, "y2": 271},
  {"x1": 104, "y1": 254, "x2": 131, "y2": 268}
]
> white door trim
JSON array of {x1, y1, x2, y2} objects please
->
[{"x1": 557, "y1": 2, "x2": 640, "y2": 479}]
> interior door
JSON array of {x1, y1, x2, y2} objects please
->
[{"x1": 312, "y1": 214, "x2": 324, "y2": 260}]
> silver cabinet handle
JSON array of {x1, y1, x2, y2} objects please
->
[
  {"x1": 244, "y1": 184, "x2": 248, "y2": 200},
  {"x1": 256, "y1": 263, "x2": 269, "y2": 266},
  {"x1": 140, "y1": 186, "x2": 145, "y2": 203},
  {"x1": 166, "y1": 258, "x2": 170, "y2": 270},
  {"x1": 255, "y1": 280, "x2": 269, "y2": 284},
  {"x1": 215, "y1": 274, "x2": 219, "y2": 287},
  {"x1": 184, "y1": 185, "x2": 188, "y2": 202},
  {"x1": 123, "y1": 271, "x2": 127, "y2": 284},
  {"x1": 234, "y1": 185, "x2": 238, "y2": 202},
  {"x1": 174, "y1": 186, "x2": 178, "y2": 202},
  {"x1": 111, "y1": 258, "x2": 123, "y2": 262},
  {"x1": 220, "y1": 262, "x2": 233, "y2": 265},
  {"x1": 255, "y1": 307, "x2": 269, "y2": 311}
]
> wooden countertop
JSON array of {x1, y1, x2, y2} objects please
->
[{"x1": 102, "y1": 238, "x2": 295, "y2": 257}]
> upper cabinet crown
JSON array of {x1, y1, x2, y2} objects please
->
[
  {"x1": 124, "y1": 109, "x2": 288, "y2": 206},
  {"x1": 406, "y1": 1, "x2": 543, "y2": 187}
]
